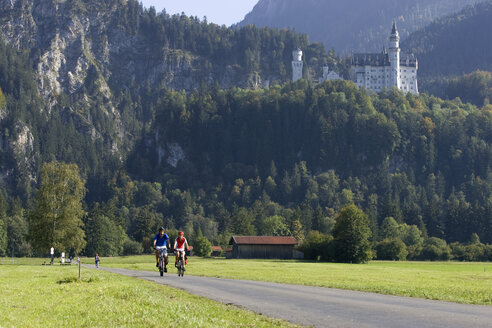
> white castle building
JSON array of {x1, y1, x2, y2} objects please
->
[
  {"x1": 292, "y1": 48, "x2": 303, "y2": 82},
  {"x1": 320, "y1": 66, "x2": 341, "y2": 82},
  {"x1": 291, "y1": 22, "x2": 418, "y2": 93},
  {"x1": 350, "y1": 22, "x2": 419, "y2": 94}
]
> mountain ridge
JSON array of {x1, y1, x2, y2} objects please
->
[{"x1": 239, "y1": 0, "x2": 481, "y2": 53}]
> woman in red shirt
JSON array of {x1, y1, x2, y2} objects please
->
[{"x1": 174, "y1": 231, "x2": 189, "y2": 269}]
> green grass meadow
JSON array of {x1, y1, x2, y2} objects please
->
[
  {"x1": 0, "y1": 259, "x2": 299, "y2": 328},
  {"x1": 90, "y1": 256, "x2": 492, "y2": 305}
]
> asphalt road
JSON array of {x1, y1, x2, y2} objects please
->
[{"x1": 90, "y1": 265, "x2": 492, "y2": 328}]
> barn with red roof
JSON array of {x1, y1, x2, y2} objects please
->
[{"x1": 228, "y1": 236, "x2": 298, "y2": 259}]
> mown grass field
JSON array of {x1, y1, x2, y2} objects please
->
[
  {"x1": 87, "y1": 255, "x2": 492, "y2": 305},
  {"x1": 0, "y1": 259, "x2": 300, "y2": 328}
]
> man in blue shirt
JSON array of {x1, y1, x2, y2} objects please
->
[{"x1": 153, "y1": 227, "x2": 170, "y2": 272}]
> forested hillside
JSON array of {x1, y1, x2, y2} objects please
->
[
  {"x1": 239, "y1": 0, "x2": 479, "y2": 53},
  {"x1": 0, "y1": 0, "x2": 491, "y2": 261},
  {"x1": 0, "y1": 0, "x2": 339, "y2": 199},
  {"x1": 401, "y1": 1, "x2": 492, "y2": 96}
]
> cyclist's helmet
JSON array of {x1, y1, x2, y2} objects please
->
[
  {"x1": 178, "y1": 231, "x2": 184, "y2": 236},
  {"x1": 159, "y1": 227, "x2": 165, "y2": 232}
]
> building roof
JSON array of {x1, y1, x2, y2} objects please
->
[
  {"x1": 351, "y1": 52, "x2": 417, "y2": 68},
  {"x1": 229, "y1": 236, "x2": 298, "y2": 246},
  {"x1": 352, "y1": 53, "x2": 390, "y2": 66},
  {"x1": 400, "y1": 53, "x2": 418, "y2": 67},
  {"x1": 211, "y1": 246, "x2": 223, "y2": 251},
  {"x1": 391, "y1": 21, "x2": 398, "y2": 36}
]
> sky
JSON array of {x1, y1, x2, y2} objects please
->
[{"x1": 140, "y1": 0, "x2": 259, "y2": 26}]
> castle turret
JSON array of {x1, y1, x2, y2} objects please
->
[
  {"x1": 292, "y1": 48, "x2": 303, "y2": 82},
  {"x1": 388, "y1": 21, "x2": 400, "y2": 89}
]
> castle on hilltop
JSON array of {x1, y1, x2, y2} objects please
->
[
  {"x1": 350, "y1": 22, "x2": 418, "y2": 94},
  {"x1": 292, "y1": 22, "x2": 418, "y2": 94}
]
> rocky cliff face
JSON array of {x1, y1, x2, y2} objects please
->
[
  {"x1": 0, "y1": 0, "x2": 215, "y2": 162},
  {"x1": 0, "y1": 0, "x2": 205, "y2": 95},
  {"x1": 0, "y1": 0, "x2": 323, "y2": 195}
]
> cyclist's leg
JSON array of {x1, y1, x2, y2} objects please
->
[
  {"x1": 181, "y1": 251, "x2": 186, "y2": 271},
  {"x1": 155, "y1": 249, "x2": 159, "y2": 267}
]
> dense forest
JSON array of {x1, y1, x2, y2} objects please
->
[
  {"x1": 402, "y1": 1, "x2": 492, "y2": 96},
  {"x1": 0, "y1": 0, "x2": 491, "y2": 261}
]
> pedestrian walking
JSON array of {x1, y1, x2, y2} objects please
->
[
  {"x1": 50, "y1": 247, "x2": 54, "y2": 265},
  {"x1": 95, "y1": 253, "x2": 100, "y2": 268}
]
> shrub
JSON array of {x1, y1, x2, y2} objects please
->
[
  {"x1": 193, "y1": 235, "x2": 212, "y2": 257},
  {"x1": 419, "y1": 237, "x2": 451, "y2": 261},
  {"x1": 298, "y1": 230, "x2": 332, "y2": 261},
  {"x1": 18, "y1": 242, "x2": 33, "y2": 257},
  {"x1": 123, "y1": 239, "x2": 143, "y2": 255},
  {"x1": 450, "y1": 242, "x2": 488, "y2": 261},
  {"x1": 375, "y1": 238, "x2": 408, "y2": 260}
]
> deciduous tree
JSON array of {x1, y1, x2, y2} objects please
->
[
  {"x1": 28, "y1": 162, "x2": 86, "y2": 255},
  {"x1": 332, "y1": 204, "x2": 372, "y2": 263}
]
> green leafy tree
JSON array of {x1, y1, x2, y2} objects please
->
[
  {"x1": 332, "y1": 204, "x2": 372, "y2": 263},
  {"x1": 0, "y1": 218, "x2": 7, "y2": 256},
  {"x1": 375, "y1": 239, "x2": 408, "y2": 261},
  {"x1": 380, "y1": 217, "x2": 401, "y2": 240},
  {"x1": 123, "y1": 239, "x2": 143, "y2": 255},
  {"x1": 0, "y1": 193, "x2": 7, "y2": 256},
  {"x1": 261, "y1": 215, "x2": 290, "y2": 236},
  {"x1": 290, "y1": 219, "x2": 305, "y2": 243},
  {"x1": 232, "y1": 207, "x2": 256, "y2": 235},
  {"x1": 419, "y1": 237, "x2": 451, "y2": 261},
  {"x1": 7, "y1": 215, "x2": 29, "y2": 256},
  {"x1": 298, "y1": 230, "x2": 332, "y2": 260},
  {"x1": 193, "y1": 230, "x2": 212, "y2": 257},
  {"x1": 28, "y1": 162, "x2": 86, "y2": 255},
  {"x1": 84, "y1": 211, "x2": 126, "y2": 257}
]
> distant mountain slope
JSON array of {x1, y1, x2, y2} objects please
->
[
  {"x1": 0, "y1": 0, "x2": 338, "y2": 199},
  {"x1": 401, "y1": 1, "x2": 492, "y2": 79},
  {"x1": 239, "y1": 0, "x2": 480, "y2": 53}
]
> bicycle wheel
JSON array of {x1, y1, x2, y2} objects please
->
[
  {"x1": 179, "y1": 258, "x2": 185, "y2": 277},
  {"x1": 159, "y1": 256, "x2": 164, "y2": 276}
]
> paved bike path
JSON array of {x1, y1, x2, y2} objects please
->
[{"x1": 89, "y1": 265, "x2": 492, "y2": 328}]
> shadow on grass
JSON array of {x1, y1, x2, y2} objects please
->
[{"x1": 57, "y1": 276, "x2": 100, "y2": 284}]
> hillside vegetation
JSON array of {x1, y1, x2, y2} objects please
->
[
  {"x1": 0, "y1": 1, "x2": 491, "y2": 261},
  {"x1": 402, "y1": 1, "x2": 492, "y2": 95},
  {"x1": 240, "y1": 0, "x2": 480, "y2": 53}
]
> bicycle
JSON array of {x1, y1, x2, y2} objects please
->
[
  {"x1": 156, "y1": 246, "x2": 167, "y2": 276},
  {"x1": 176, "y1": 250, "x2": 186, "y2": 277}
]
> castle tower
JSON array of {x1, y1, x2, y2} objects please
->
[
  {"x1": 292, "y1": 48, "x2": 303, "y2": 82},
  {"x1": 388, "y1": 21, "x2": 401, "y2": 89}
]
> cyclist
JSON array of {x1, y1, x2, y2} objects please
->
[
  {"x1": 153, "y1": 227, "x2": 170, "y2": 272},
  {"x1": 174, "y1": 231, "x2": 189, "y2": 271}
]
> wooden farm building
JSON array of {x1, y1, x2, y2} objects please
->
[
  {"x1": 211, "y1": 246, "x2": 223, "y2": 256},
  {"x1": 228, "y1": 236, "x2": 298, "y2": 259}
]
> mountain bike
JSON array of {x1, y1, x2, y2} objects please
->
[
  {"x1": 156, "y1": 246, "x2": 167, "y2": 277},
  {"x1": 177, "y1": 251, "x2": 186, "y2": 277}
]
